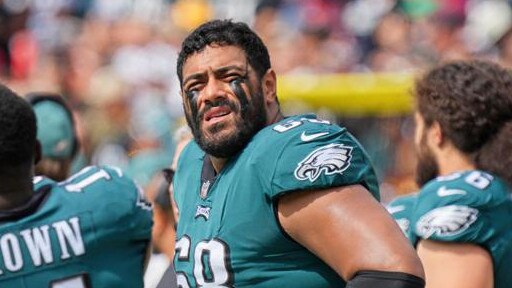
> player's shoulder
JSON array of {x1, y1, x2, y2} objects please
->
[
  {"x1": 418, "y1": 170, "x2": 508, "y2": 208},
  {"x1": 264, "y1": 114, "x2": 346, "y2": 140},
  {"x1": 251, "y1": 114, "x2": 358, "y2": 156},
  {"x1": 413, "y1": 170, "x2": 510, "y2": 242},
  {"x1": 33, "y1": 175, "x2": 57, "y2": 190},
  {"x1": 57, "y1": 166, "x2": 147, "y2": 204}
]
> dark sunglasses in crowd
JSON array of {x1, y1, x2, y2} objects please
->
[{"x1": 162, "y1": 168, "x2": 175, "y2": 186}]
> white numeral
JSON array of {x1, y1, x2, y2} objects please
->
[
  {"x1": 465, "y1": 171, "x2": 493, "y2": 190},
  {"x1": 175, "y1": 237, "x2": 232, "y2": 287}
]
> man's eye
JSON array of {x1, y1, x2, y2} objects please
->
[
  {"x1": 229, "y1": 76, "x2": 243, "y2": 85},
  {"x1": 185, "y1": 89, "x2": 199, "y2": 100}
]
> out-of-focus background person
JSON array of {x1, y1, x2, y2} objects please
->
[{"x1": 28, "y1": 93, "x2": 80, "y2": 181}]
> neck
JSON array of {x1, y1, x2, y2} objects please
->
[
  {"x1": 0, "y1": 177, "x2": 34, "y2": 210},
  {"x1": 0, "y1": 165, "x2": 34, "y2": 210},
  {"x1": 209, "y1": 156, "x2": 228, "y2": 174},
  {"x1": 437, "y1": 147, "x2": 476, "y2": 176},
  {"x1": 268, "y1": 110, "x2": 284, "y2": 125}
]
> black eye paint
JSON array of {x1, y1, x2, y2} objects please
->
[
  {"x1": 185, "y1": 90, "x2": 200, "y2": 132},
  {"x1": 185, "y1": 90, "x2": 199, "y2": 101},
  {"x1": 229, "y1": 76, "x2": 249, "y2": 114}
]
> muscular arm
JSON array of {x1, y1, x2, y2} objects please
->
[
  {"x1": 277, "y1": 184, "x2": 424, "y2": 281},
  {"x1": 417, "y1": 240, "x2": 493, "y2": 288}
]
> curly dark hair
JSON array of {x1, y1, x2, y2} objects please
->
[
  {"x1": 0, "y1": 84, "x2": 37, "y2": 167},
  {"x1": 415, "y1": 60, "x2": 512, "y2": 185},
  {"x1": 176, "y1": 19, "x2": 271, "y2": 87}
]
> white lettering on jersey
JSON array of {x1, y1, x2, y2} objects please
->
[
  {"x1": 300, "y1": 132, "x2": 329, "y2": 142},
  {"x1": 295, "y1": 143, "x2": 353, "y2": 182},
  {"x1": 0, "y1": 217, "x2": 87, "y2": 277},
  {"x1": 273, "y1": 117, "x2": 331, "y2": 133},
  {"x1": 416, "y1": 205, "x2": 478, "y2": 239},
  {"x1": 52, "y1": 217, "x2": 85, "y2": 259},
  {"x1": 65, "y1": 169, "x2": 111, "y2": 192},
  {"x1": 20, "y1": 225, "x2": 53, "y2": 266},
  {"x1": 1, "y1": 234, "x2": 23, "y2": 273},
  {"x1": 436, "y1": 186, "x2": 467, "y2": 197}
]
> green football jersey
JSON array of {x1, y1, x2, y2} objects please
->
[
  {"x1": 0, "y1": 166, "x2": 153, "y2": 288},
  {"x1": 410, "y1": 170, "x2": 512, "y2": 288},
  {"x1": 386, "y1": 193, "x2": 418, "y2": 244},
  {"x1": 173, "y1": 114, "x2": 379, "y2": 287}
]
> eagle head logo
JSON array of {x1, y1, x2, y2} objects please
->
[
  {"x1": 416, "y1": 205, "x2": 478, "y2": 239},
  {"x1": 294, "y1": 143, "x2": 353, "y2": 182}
]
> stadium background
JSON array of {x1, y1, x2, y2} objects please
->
[{"x1": 1, "y1": 0, "x2": 511, "y2": 286}]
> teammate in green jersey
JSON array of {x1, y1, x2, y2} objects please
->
[
  {"x1": 0, "y1": 85, "x2": 153, "y2": 287},
  {"x1": 172, "y1": 19, "x2": 425, "y2": 288},
  {"x1": 409, "y1": 60, "x2": 512, "y2": 288}
]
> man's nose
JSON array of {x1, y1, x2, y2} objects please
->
[{"x1": 202, "y1": 78, "x2": 227, "y2": 105}]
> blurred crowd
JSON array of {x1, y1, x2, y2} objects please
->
[{"x1": 2, "y1": 0, "x2": 512, "y2": 208}]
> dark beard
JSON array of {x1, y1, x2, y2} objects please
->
[
  {"x1": 185, "y1": 89, "x2": 267, "y2": 158},
  {"x1": 414, "y1": 134, "x2": 439, "y2": 187}
]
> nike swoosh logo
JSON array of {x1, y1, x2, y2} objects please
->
[
  {"x1": 437, "y1": 186, "x2": 467, "y2": 197},
  {"x1": 301, "y1": 131, "x2": 329, "y2": 142}
]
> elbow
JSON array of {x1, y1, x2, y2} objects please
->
[{"x1": 387, "y1": 250, "x2": 425, "y2": 280}]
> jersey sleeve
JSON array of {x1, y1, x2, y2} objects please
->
[
  {"x1": 386, "y1": 194, "x2": 418, "y2": 243},
  {"x1": 63, "y1": 166, "x2": 153, "y2": 241},
  {"x1": 265, "y1": 117, "x2": 379, "y2": 200},
  {"x1": 411, "y1": 171, "x2": 498, "y2": 244}
]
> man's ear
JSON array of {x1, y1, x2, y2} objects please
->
[
  {"x1": 262, "y1": 68, "x2": 277, "y2": 104},
  {"x1": 35, "y1": 140, "x2": 42, "y2": 165},
  {"x1": 429, "y1": 121, "x2": 444, "y2": 147}
]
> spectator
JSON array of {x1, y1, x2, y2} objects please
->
[{"x1": 28, "y1": 93, "x2": 79, "y2": 181}]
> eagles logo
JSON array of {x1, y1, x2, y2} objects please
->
[
  {"x1": 416, "y1": 205, "x2": 478, "y2": 239},
  {"x1": 294, "y1": 143, "x2": 353, "y2": 182},
  {"x1": 395, "y1": 218, "x2": 410, "y2": 236}
]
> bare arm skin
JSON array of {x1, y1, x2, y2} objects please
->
[
  {"x1": 277, "y1": 184, "x2": 425, "y2": 281},
  {"x1": 417, "y1": 240, "x2": 493, "y2": 288}
]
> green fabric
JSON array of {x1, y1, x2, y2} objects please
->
[
  {"x1": 173, "y1": 114, "x2": 379, "y2": 287},
  {"x1": 387, "y1": 193, "x2": 418, "y2": 244},
  {"x1": 0, "y1": 166, "x2": 153, "y2": 287},
  {"x1": 410, "y1": 170, "x2": 512, "y2": 288},
  {"x1": 399, "y1": 0, "x2": 438, "y2": 18},
  {"x1": 33, "y1": 101, "x2": 74, "y2": 159},
  {"x1": 126, "y1": 149, "x2": 172, "y2": 187}
]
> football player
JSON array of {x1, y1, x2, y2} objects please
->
[
  {"x1": 0, "y1": 85, "x2": 153, "y2": 287},
  {"x1": 172, "y1": 19, "x2": 425, "y2": 287},
  {"x1": 409, "y1": 60, "x2": 512, "y2": 288}
]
